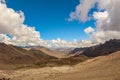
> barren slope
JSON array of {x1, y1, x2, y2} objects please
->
[
  {"x1": 33, "y1": 46, "x2": 66, "y2": 58},
  {"x1": 0, "y1": 43, "x2": 58, "y2": 70},
  {"x1": 56, "y1": 51, "x2": 120, "y2": 80},
  {"x1": 2, "y1": 51, "x2": 119, "y2": 80}
]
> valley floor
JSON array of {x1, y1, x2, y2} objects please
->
[{"x1": 0, "y1": 51, "x2": 120, "y2": 80}]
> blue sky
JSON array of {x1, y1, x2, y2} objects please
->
[
  {"x1": 6, "y1": 0, "x2": 95, "y2": 41},
  {"x1": 1, "y1": 0, "x2": 118, "y2": 47}
]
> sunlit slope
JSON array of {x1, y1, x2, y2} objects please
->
[{"x1": 8, "y1": 51, "x2": 120, "y2": 80}]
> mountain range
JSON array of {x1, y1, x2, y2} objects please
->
[
  {"x1": 0, "y1": 39, "x2": 120, "y2": 79},
  {"x1": 0, "y1": 43, "x2": 87, "y2": 69},
  {"x1": 0, "y1": 39, "x2": 120, "y2": 70},
  {"x1": 70, "y1": 39, "x2": 120, "y2": 57}
]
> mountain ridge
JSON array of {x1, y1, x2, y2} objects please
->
[{"x1": 70, "y1": 39, "x2": 120, "y2": 57}]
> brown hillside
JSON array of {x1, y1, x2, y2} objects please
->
[
  {"x1": 0, "y1": 43, "x2": 59, "y2": 69},
  {"x1": 6, "y1": 51, "x2": 120, "y2": 80},
  {"x1": 33, "y1": 46, "x2": 65, "y2": 58}
]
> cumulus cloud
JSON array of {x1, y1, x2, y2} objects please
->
[
  {"x1": 41, "y1": 38, "x2": 93, "y2": 48},
  {"x1": 91, "y1": 31, "x2": 120, "y2": 44},
  {"x1": 0, "y1": 0, "x2": 95, "y2": 48},
  {"x1": 0, "y1": 0, "x2": 92, "y2": 48},
  {"x1": 0, "y1": 3, "x2": 24, "y2": 34},
  {"x1": 84, "y1": 26, "x2": 95, "y2": 34},
  {"x1": 0, "y1": 1, "x2": 41, "y2": 46},
  {"x1": 0, "y1": 34, "x2": 11, "y2": 44},
  {"x1": 68, "y1": 0, "x2": 98, "y2": 22},
  {"x1": 69, "y1": 0, "x2": 120, "y2": 44}
]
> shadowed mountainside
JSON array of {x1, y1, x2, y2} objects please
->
[
  {"x1": 0, "y1": 43, "x2": 58, "y2": 69},
  {"x1": 0, "y1": 43, "x2": 36, "y2": 64},
  {"x1": 68, "y1": 48, "x2": 87, "y2": 57},
  {"x1": 83, "y1": 39, "x2": 120, "y2": 57},
  {"x1": 70, "y1": 39, "x2": 120, "y2": 57}
]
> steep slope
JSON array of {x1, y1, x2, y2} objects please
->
[
  {"x1": 83, "y1": 39, "x2": 120, "y2": 57},
  {"x1": 68, "y1": 48, "x2": 87, "y2": 57},
  {"x1": 70, "y1": 39, "x2": 120, "y2": 57},
  {"x1": 0, "y1": 43, "x2": 37, "y2": 64},
  {"x1": 0, "y1": 43, "x2": 58, "y2": 69},
  {"x1": 69, "y1": 48, "x2": 87, "y2": 54}
]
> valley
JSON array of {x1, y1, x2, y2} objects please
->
[{"x1": 0, "y1": 39, "x2": 120, "y2": 80}]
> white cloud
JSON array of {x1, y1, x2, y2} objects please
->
[
  {"x1": 69, "y1": 0, "x2": 120, "y2": 44},
  {"x1": 0, "y1": 1, "x2": 41, "y2": 46},
  {"x1": 68, "y1": 12, "x2": 77, "y2": 22},
  {"x1": 0, "y1": 34, "x2": 11, "y2": 44},
  {"x1": 0, "y1": 3, "x2": 24, "y2": 34},
  {"x1": 84, "y1": 26, "x2": 95, "y2": 34},
  {"x1": 91, "y1": 31, "x2": 120, "y2": 44},
  {"x1": 93, "y1": 11, "x2": 108, "y2": 20},
  {"x1": 0, "y1": 0, "x2": 96, "y2": 48},
  {"x1": 68, "y1": 0, "x2": 98, "y2": 22},
  {"x1": 0, "y1": 0, "x2": 5, "y2": 3},
  {"x1": 40, "y1": 38, "x2": 93, "y2": 48},
  {"x1": 0, "y1": 1, "x2": 92, "y2": 48}
]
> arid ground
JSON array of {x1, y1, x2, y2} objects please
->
[{"x1": 0, "y1": 51, "x2": 120, "y2": 80}]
